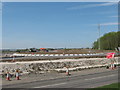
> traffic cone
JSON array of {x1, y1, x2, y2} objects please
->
[
  {"x1": 16, "y1": 70, "x2": 20, "y2": 80},
  {"x1": 66, "y1": 71, "x2": 69, "y2": 76},
  {"x1": 112, "y1": 64, "x2": 115, "y2": 70},
  {"x1": 16, "y1": 76, "x2": 19, "y2": 80},
  {"x1": 6, "y1": 72, "x2": 10, "y2": 81},
  {"x1": 110, "y1": 64, "x2": 113, "y2": 70},
  {"x1": 6, "y1": 76, "x2": 10, "y2": 80},
  {"x1": 66, "y1": 67, "x2": 69, "y2": 76},
  {"x1": 111, "y1": 64, "x2": 114, "y2": 70}
]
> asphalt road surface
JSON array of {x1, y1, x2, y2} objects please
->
[{"x1": 2, "y1": 68, "x2": 119, "y2": 89}]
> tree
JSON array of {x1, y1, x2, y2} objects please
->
[{"x1": 92, "y1": 31, "x2": 120, "y2": 50}]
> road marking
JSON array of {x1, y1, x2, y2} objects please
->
[
  {"x1": 85, "y1": 74, "x2": 117, "y2": 81},
  {"x1": 34, "y1": 82, "x2": 67, "y2": 88}
]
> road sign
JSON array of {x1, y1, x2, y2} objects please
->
[{"x1": 106, "y1": 53, "x2": 115, "y2": 59}]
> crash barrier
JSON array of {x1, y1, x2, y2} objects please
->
[{"x1": 13, "y1": 53, "x2": 104, "y2": 57}]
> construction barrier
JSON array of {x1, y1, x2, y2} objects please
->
[{"x1": 13, "y1": 53, "x2": 104, "y2": 57}]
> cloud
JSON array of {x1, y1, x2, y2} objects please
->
[
  {"x1": 100, "y1": 22, "x2": 120, "y2": 26},
  {"x1": 67, "y1": 2, "x2": 118, "y2": 10},
  {"x1": 92, "y1": 22, "x2": 120, "y2": 26},
  {"x1": 109, "y1": 16, "x2": 120, "y2": 17}
]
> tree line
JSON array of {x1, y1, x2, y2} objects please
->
[{"x1": 92, "y1": 31, "x2": 120, "y2": 50}]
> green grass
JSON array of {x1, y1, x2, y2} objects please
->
[
  {"x1": 98, "y1": 83, "x2": 120, "y2": 88},
  {"x1": 88, "y1": 83, "x2": 120, "y2": 90}
]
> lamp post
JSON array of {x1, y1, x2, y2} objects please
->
[{"x1": 98, "y1": 24, "x2": 101, "y2": 50}]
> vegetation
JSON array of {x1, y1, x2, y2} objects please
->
[
  {"x1": 93, "y1": 31, "x2": 120, "y2": 50},
  {"x1": 88, "y1": 83, "x2": 120, "y2": 90},
  {"x1": 98, "y1": 82, "x2": 120, "y2": 88}
]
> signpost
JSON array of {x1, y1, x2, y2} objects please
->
[
  {"x1": 106, "y1": 53, "x2": 115, "y2": 59},
  {"x1": 106, "y1": 53, "x2": 115, "y2": 69}
]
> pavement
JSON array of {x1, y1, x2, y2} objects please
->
[{"x1": 2, "y1": 66, "x2": 119, "y2": 89}]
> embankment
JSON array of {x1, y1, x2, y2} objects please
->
[{"x1": 0, "y1": 57, "x2": 119, "y2": 75}]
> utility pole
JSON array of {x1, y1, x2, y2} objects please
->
[{"x1": 98, "y1": 24, "x2": 101, "y2": 50}]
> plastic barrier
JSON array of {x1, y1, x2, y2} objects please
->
[
  {"x1": 12, "y1": 53, "x2": 102, "y2": 57},
  {"x1": 49, "y1": 54, "x2": 54, "y2": 56}
]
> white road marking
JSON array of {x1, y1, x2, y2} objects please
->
[
  {"x1": 85, "y1": 74, "x2": 117, "y2": 81},
  {"x1": 34, "y1": 82, "x2": 67, "y2": 88}
]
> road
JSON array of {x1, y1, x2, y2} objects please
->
[{"x1": 2, "y1": 68, "x2": 119, "y2": 89}]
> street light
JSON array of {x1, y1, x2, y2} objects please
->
[{"x1": 98, "y1": 24, "x2": 101, "y2": 50}]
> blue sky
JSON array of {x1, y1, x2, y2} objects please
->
[{"x1": 2, "y1": 2, "x2": 118, "y2": 49}]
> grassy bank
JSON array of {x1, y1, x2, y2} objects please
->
[
  {"x1": 98, "y1": 82, "x2": 119, "y2": 88},
  {"x1": 89, "y1": 82, "x2": 120, "y2": 90}
]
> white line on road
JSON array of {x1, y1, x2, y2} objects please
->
[
  {"x1": 34, "y1": 82, "x2": 67, "y2": 88},
  {"x1": 85, "y1": 74, "x2": 117, "y2": 81}
]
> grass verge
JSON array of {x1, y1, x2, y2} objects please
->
[{"x1": 88, "y1": 82, "x2": 120, "y2": 90}]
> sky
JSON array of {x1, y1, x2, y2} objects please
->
[{"x1": 2, "y1": 2, "x2": 118, "y2": 49}]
